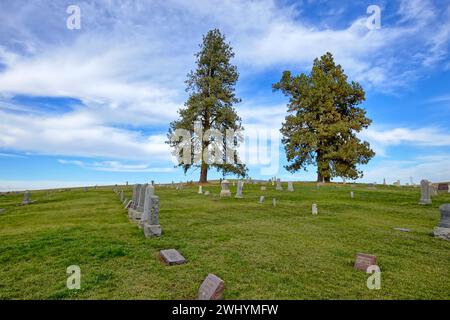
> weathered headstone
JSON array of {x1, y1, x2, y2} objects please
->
[
  {"x1": 197, "y1": 274, "x2": 224, "y2": 300},
  {"x1": 433, "y1": 204, "x2": 450, "y2": 241},
  {"x1": 22, "y1": 191, "x2": 31, "y2": 205},
  {"x1": 139, "y1": 184, "x2": 155, "y2": 227},
  {"x1": 275, "y1": 178, "x2": 283, "y2": 191},
  {"x1": 142, "y1": 188, "x2": 162, "y2": 237},
  {"x1": 354, "y1": 253, "x2": 377, "y2": 271},
  {"x1": 287, "y1": 181, "x2": 294, "y2": 192},
  {"x1": 159, "y1": 249, "x2": 186, "y2": 265},
  {"x1": 312, "y1": 203, "x2": 318, "y2": 215},
  {"x1": 235, "y1": 181, "x2": 243, "y2": 198},
  {"x1": 137, "y1": 183, "x2": 147, "y2": 212},
  {"x1": 394, "y1": 227, "x2": 411, "y2": 232},
  {"x1": 198, "y1": 185, "x2": 203, "y2": 194},
  {"x1": 272, "y1": 198, "x2": 276, "y2": 207},
  {"x1": 430, "y1": 184, "x2": 438, "y2": 197},
  {"x1": 419, "y1": 179, "x2": 432, "y2": 204},
  {"x1": 204, "y1": 191, "x2": 210, "y2": 196},
  {"x1": 350, "y1": 191, "x2": 354, "y2": 198},
  {"x1": 220, "y1": 180, "x2": 231, "y2": 198},
  {"x1": 120, "y1": 190, "x2": 124, "y2": 202},
  {"x1": 260, "y1": 186, "x2": 266, "y2": 191},
  {"x1": 259, "y1": 196, "x2": 265, "y2": 204}
]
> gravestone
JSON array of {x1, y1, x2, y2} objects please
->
[
  {"x1": 287, "y1": 181, "x2": 294, "y2": 192},
  {"x1": 125, "y1": 199, "x2": 133, "y2": 209},
  {"x1": 350, "y1": 191, "x2": 354, "y2": 198},
  {"x1": 159, "y1": 249, "x2": 187, "y2": 265},
  {"x1": 419, "y1": 179, "x2": 432, "y2": 204},
  {"x1": 120, "y1": 190, "x2": 124, "y2": 202},
  {"x1": 272, "y1": 198, "x2": 276, "y2": 207},
  {"x1": 259, "y1": 196, "x2": 265, "y2": 204},
  {"x1": 22, "y1": 191, "x2": 31, "y2": 205},
  {"x1": 0, "y1": 208, "x2": 5, "y2": 213},
  {"x1": 394, "y1": 227, "x2": 411, "y2": 232},
  {"x1": 275, "y1": 179, "x2": 283, "y2": 191},
  {"x1": 204, "y1": 191, "x2": 210, "y2": 196},
  {"x1": 354, "y1": 253, "x2": 377, "y2": 271},
  {"x1": 430, "y1": 184, "x2": 438, "y2": 197},
  {"x1": 235, "y1": 181, "x2": 243, "y2": 198},
  {"x1": 433, "y1": 204, "x2": 450, "y2": 241},
  {"x1": 260, "y1": 186, "x2": 266, "y2": 191},
  {"x1": 142, "y1": 190, "x2": 162, "y2": 237},
  {"x1": 197, "y1": 274, "x2": 224, "y2": 300},
  {"x1": 198, "y1": 185, "x2": 203, "y2": 194},
  {"x1": 220, "y1": 180, "x2": 231, "y2": 198},
  {"x1": 139, "y1": 184, "x2": 155, "y2": 227},
  {"x1": 137, "y1": 184, "x2": 147, "y2": 212},
  {"x1": 312, "y1": 203, "x2": 318, "y2": 215},
  {"x1": 128, "y1": 184, "x2": 142, "y2": 220}
]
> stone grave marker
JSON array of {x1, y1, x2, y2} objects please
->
[
  {"x1": 272, "y1": 198, "x2": 276, "y2": 207},
  {"x1": 235, "y1": 181, "x2": 243, "y2": 198},
  {"x1": 259, "y1": 196, "x2": 264, "y2": 203},
  {"x1": 287, "y1": 181, "x2": 294, "y2": 192},
  {"x1": 198, "y1": 185, "x2": 203, "y2": 194},
  {"x1": 261, "y1": 186, "x2": 266, "y2": 191},
  {"x1": 142, "y1": 188, "x2": 162, "y2": 237},
  {"x1": 220, "y1": 180, "x2": 231, "y2": 197},
  {"x1": 139, "y1": 184, "x2": 155, "y2": 227},
  {"x1": 275, "y1": 178, "x2": 283, "y2": 191},
  {"x1": 350, "y1": 191, "x2": 354, "y2": 198},
  {"x1": 120, "y1": 190, "x2": 124, "y2": 202},
  {"x1": 197, "y1": 274, "x2": 224, "y2": 300},
  {"x1": 159, "y1": 249, "x2": 187, "y2": 265},
  {"x1": 419, "y1": 179, "x2": 432, "y2": 204},
  {"x1": 312, "y1": 203, "x2": 318, "y2": 215},
  {"x1": 22, "y1": 191, "x2": 31, "y2": 205},
  {"x1": 204, "y1": 191, "x2": 210, "y2": 196},
  {"x1": 354, "y1": 253, "x2": 377, "y2": 271},
  {"x1": 394, "y1": 227, "x2": 411, "y2": 232},
  {"x1": 434, "y1": 204, "x2": 450, "y2": 240}
]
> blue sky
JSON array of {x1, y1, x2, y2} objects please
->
[{"x1": 1, "y1": 0, "x2": 450, "y2": 190}]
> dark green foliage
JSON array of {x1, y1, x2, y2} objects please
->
[
  {"x1": 168, "y1": 29, "x2": 247, "y2": 182},
  {"x1": 274, "y1": 52, "x2": 375, "y2": 182}
]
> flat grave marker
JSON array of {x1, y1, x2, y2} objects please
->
[
  {"x1": 354, "y1": 253, "x2": 377, "y2": 271},
  {"x1": 197, "y1": 274, "x2": 224, "y2": 300},
  {"x1": 159, "y1": 249, "x2": 187, "y2": 265}
]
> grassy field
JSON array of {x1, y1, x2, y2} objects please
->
[{"x1": 0, "y1": 182, "x2": 449, "y2": 299}]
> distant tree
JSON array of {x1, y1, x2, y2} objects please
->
[
  {"x1": 273, "y1": 52, "x2": 375, "y2": 182},
  {"x1": 167, "y1": 29, "x2": 247, "y2": 183}
]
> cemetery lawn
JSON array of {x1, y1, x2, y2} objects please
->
[{"x1": 0, "y1": 183, "x2": 449, "y2": 300}]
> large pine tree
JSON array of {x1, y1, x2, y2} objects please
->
[
  {"x1": 168, "y1": 29, "x2": 247, "y2": 183},
  {"x1": 273, "y1": 52, "x2": 375, "y2": 182}
]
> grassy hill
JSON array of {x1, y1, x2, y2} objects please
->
[{"x1": 0, "y1": 182, "x2": 449, "y2": 299}]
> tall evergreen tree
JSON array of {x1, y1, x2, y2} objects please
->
[
  {"x1": 168, "y1": 29, "x2": 247, "y2": 183},
  {"x1": 273, "y1": 52, "x2": 375, "y2": 182}
]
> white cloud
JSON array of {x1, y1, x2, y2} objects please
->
[{"x1": 57, "y1": 159, "x2": 175, "y2": 173}]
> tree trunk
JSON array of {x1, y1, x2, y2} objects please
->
[{"x1": 200, "y1": 161, "x2": 208, "y2": 183}]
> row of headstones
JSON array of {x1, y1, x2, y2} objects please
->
[
  {"x1": 115, "y1": 184, "x2": 224, "y2": 299},
  {"x1": 120, "y1": 184, "x2": 162, "y2": 237},
  {"x1": 216, "y1": 179, "x2": 294, "y2": 199}
]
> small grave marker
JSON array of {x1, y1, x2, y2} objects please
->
[
  {"x1": 354, "y1": 253, "x2": 377, "y2": 271},
  {"x1": 197, "y1": 274, "x2": 224, "y2": 300},
  {"x1": 159, "y1": 249, "x2": 187, "y2": 265}
]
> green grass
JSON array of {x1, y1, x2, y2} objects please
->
[{"x1": 0, "y1": 182, "x2": 449, "y2": 299}]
